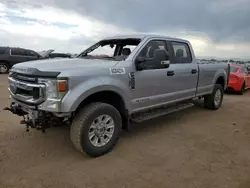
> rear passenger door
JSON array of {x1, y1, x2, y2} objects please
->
[
  {"x1": 165, "y1": 41, "x2": 199, "y2": 100},
  {"x1": 10, "y1": 48, "x2": 39, "y2": 65},
  {"x1": 10, "y1": 48, "x2": 30, "y2": 64}
]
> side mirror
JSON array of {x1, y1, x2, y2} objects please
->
[
  {"x1": 136, "y1": 56, "x2": 146, "y2": 63},
  {"x1": 153, "y1": 49, "x2": 170, "y2": 68},
  {"x1": 135, "y1": 56, "x2": 148, "y2": 71}
]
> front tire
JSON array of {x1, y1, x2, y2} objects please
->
[
  {"x1": 70, "y1": 102, "x2": 122, "y2": 157},
  {"x1": 204, "y1": 84, "x2": 224, "y2": 110}
]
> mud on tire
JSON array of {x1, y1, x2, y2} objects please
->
[{"x1": 70, "y1": 102, "x2": 122, "y2": 157}]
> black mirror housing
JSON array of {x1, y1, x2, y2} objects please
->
[
  {"x1": 135, "y1": 49, "x2": 170, "y2": 70},
  {"x1": 153, "y1": 49, "x2": 170, "y2": 68},
  {"x1": 136, "y1": 56, "x2": 146, "y2": 63}
]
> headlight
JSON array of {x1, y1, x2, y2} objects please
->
[
  {"x1": 38, "y1": 78, "x2": 68, "y2": 99},
  {"x1": 38, "y1": 78, "x2": 68, "y2": 112}
]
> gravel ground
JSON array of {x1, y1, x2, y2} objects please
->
[{"x1": 1, "y1": 74, "x2": 250, "y2": 188}]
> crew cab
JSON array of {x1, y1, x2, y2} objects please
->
[{"x1": 5, "y1": 35, "x2": 230, "y2": 157}]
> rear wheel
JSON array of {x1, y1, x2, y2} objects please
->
[
  {"x1": 0, "y1": 62, "x2": 9, "y2": 74},
  {"x1": 70, "y1": 102, "x2": 122, "y2": 157},
  {"x1": 204, "y1": 84, "x2": 224, "y2": 110},
  {"x1": 239, "y1": 82, "x2": 246, "y2": 95}
]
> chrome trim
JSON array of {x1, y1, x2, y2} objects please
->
[
  {"x1": 11, "y1": 73, "x2": 36, "y2": 82},
  {"x1": 8, "y1": 76, "x2": 46, "y2": 104},
  {"x1": 8, "y1": 77, "x2": 41, "y2": 88},
  {"x1": 11, "y1": 97, "x2": 36, "y2": 110}
]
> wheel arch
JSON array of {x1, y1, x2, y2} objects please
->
[
  {"x1": 215, "y1": 76, "x2": 225, "y2": 89},
  {"x1": 70, "y1": 88, "x2": 130, "y2": 130}
]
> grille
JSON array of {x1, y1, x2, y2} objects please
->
[
  {"x1": 8, "y1": 75, "x2": 46, "y2": 105},
  {"x1": 10, "y1": 72, "x2": 37, "y2": 83}
]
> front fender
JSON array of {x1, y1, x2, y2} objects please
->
[{"x1": 60, "y1": 76, "x2": 131, "y2": 112}]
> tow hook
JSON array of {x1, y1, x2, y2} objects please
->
[
  {"x1": 3, "y1": 103, "x2": 27, "y2": 116},
  {"x1": 3, "y1": 104, "x2": 46, "y2": 133},
  {"x1": 20, "y1": 115, "x2": 46, "y2": 133},
  {"x1": 3, "y1": 107, "x2": 12, "y2": 111}
]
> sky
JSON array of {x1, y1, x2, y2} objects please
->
[{"x1": 0, "y1": 0, "x2": 250, "y2": 60}]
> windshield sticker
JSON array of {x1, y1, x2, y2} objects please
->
[{"x1": 110, "y1": 68, "x2": 126, "y2": 75}]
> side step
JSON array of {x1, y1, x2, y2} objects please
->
[{"x1": 131, "y1": 103, "x2": 194, "y2": 123}]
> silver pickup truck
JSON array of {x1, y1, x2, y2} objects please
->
[{"x1": 5, "y1": 35, "x2": 230, "y2": 157}]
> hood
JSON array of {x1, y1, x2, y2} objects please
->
[
  {"x1": 12, "y1": 58, "x2": 119, "y2": 72},
  {"x1": 38, "y1": 49, "x2": 54, "y2": 58}
]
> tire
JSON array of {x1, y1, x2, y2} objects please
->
[
  {"x1": 204, "y1": 84, "x2": 224, "y2": 110},
  {"x1": 0, "y1": 62, "x2": 10, "y2": 74},
  {"x1": 239, "y1": 82, "x2": 246, "y2": 95},
  {"x1": 70, "y1": 102, "x2": 122, "y2": 157}
]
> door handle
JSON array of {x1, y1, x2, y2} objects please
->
[
  {"x1": 191, "y1": 69, "x2": 197, "y2": 74},
  {"x1": 167, "y1": 71, "x2": 175, "y2": 76}
]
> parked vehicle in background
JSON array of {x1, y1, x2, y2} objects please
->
[
  {"x1": 38, "y1": 50, "x2": 72, "y2": 59},
  {"x1": 227, "y1": 64, "x2": 250, "y2": 94},
  {"x1": 0, "y1": 46, "x2": 43, "y2": 74},
  {"x1": 5, "y1": 34, "x2": 229, "y2": 157},
  {"x1": 0, "y1": 48, "x2": 72, "y2": 74},
  {"x1": 48, "y1": 53, "x2": 72, "y2": 59}
]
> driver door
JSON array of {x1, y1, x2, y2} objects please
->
[{"x1": 131, "y1": 39, "x2": 171, "y2": 112}]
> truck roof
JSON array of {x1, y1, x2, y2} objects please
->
[{"x1": 103, "y1": 34, "x2": 189, "y2": 43}]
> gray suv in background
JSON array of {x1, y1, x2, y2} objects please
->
[
  {"x1": 0, "y1": 47, "x2": 42, "y2": 73},
  {"x1": 0, "y1": 47, "x2": 71, "y2": 73}
]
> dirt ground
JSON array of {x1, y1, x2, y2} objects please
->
[{"x1": 1, "y1": 74, "x2": 250, "y2": 188}]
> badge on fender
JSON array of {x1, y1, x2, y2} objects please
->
[{"x1": 110, "y1": 68, "x2": 126, "y2": 75}]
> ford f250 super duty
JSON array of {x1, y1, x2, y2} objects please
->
[{"x1": 5, "y1": 35, "x2": 230, "y2": 157}]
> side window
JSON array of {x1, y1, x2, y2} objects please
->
[
  {"x1": 171, "y1": 42, "x2": 192, "y2": 63},
  {"x1": 27, "y1": 50, "x2": 38, "y2": 57},
  {"x1": 11, "y1": 48, "x2": 27, "y2": 56},
  {"x1": 0, "y1": 47, "x2": 7, "y2": 54},
  {"x1": 11, "y1": 48, "x2": 20, "y2": 55},
  {"x1": 137, "y1": 40, "x2": 169, "y2": 70}
]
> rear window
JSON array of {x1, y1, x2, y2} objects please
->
[{"x1": 230, "y1": 66, "x2": 239, "y2": 73}]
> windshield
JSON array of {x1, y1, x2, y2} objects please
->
[
  {"x1": 77, "y1": 38, "x2": 141, "y2": 61},
  {"x1": 230, "y1": 66, "x2": 239, "y2": 73}
]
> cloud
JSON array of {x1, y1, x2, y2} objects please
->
[
  {"x1": 22, "y1": 0, "x2": 249, "y2": 44},
  {"x1": 0, "y1": 1, "x2": 134, "y2": 53},
  {"x1": 0, "y1": 0, "x2": 250, "y2": 59}
]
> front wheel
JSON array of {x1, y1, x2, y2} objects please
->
[
  {"x1": 70, "y1": 102, "x2": 122, "y2": 157},
  {"x1": 204, "y1": 84, "x2": 224, "y2": 110},
  {"x1": 0, "y1": 62, "x2": 9, "y2": 74}
]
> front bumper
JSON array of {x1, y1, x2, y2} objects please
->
[
  {"x1": 8, "y1": 75, "x2": 63, "y2": 112},
  {"x1": 5, "y1": 98, "x2": 71, "y2": 132}
]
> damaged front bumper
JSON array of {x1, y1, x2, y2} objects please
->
[{"x1": 4, "y1": 99, "x2": 71, "y2": 133}]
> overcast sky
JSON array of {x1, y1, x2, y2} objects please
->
[{"x1": 0, "y1": 0, "x2": 250, "y2": 59}]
